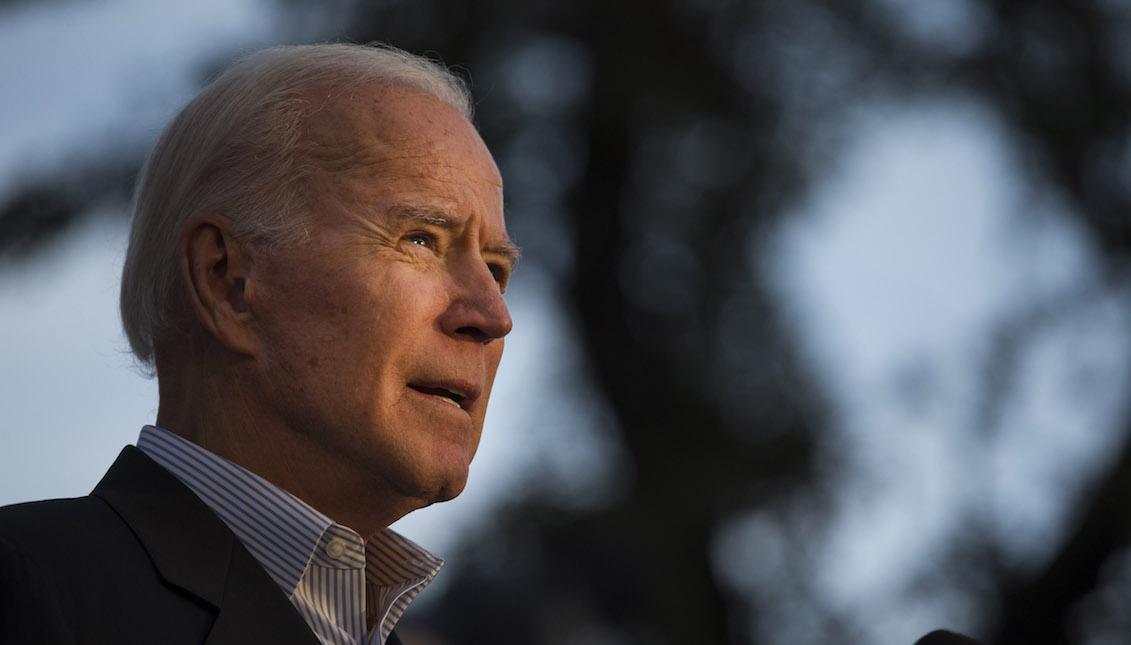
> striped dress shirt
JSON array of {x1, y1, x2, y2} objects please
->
[{"x1": 137, "y1": 425, "x2": 443, "y2": 645}]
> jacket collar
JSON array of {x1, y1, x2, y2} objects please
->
[{"x1": 92, "y1": 446, "x2": 320, "y2": 645}]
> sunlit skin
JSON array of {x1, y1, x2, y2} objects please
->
[{"x1": 155, "y1": 85, "x2": 516, "y2": 539}]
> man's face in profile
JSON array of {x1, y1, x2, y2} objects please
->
[{"x1": 248, "y1": 85, "x2": 514, "y2": 509}]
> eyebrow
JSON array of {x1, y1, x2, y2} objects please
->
[{"x1": 390, "y1": 203, "x2": 522, "y2": 270}]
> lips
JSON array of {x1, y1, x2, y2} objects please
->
[{"x1": 408, "y1": 381, "x2": 479, "y2": 411}]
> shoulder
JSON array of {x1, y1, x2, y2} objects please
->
[
  {"x1": 914, "y1": 630, "x2": 983, "y2": 645},
  {"x1": 0, "y1": 495, "x2": 135, "y2": 563},
  {"x1": 0, "y1": 495, "x2": 140, "y2": 644},
  {"x1": 0, "y1": 490, "x2": 214, "y2": 643},
  {"x1": 0, "y1": 494, "x2": 117, "y2": 533},
  {"x1": 0, "y1": 450, "x2": 188, "y2": 605},
  {"x1": 0, "y1": 523, "x2": 74, "y2": 643},
  {"x1": 0, "y1": 494, "x2": 148, "y2": 596}
]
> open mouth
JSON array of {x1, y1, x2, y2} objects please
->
[{"x1": 409, "y1": 384, "x2": 466, "y2": 409}]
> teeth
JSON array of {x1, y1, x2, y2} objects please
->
[{"x1": 430, "y1": 393, "x2": 461, "y2": 408}]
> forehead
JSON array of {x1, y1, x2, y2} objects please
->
[
  {"x1": 301, "y1": 84, "x2": 505, "y2": 235},
  {"x1": 304, "y1": 85, "x2": 499, "y2": 186}
]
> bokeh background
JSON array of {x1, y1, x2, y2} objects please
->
[{"x1": 3, "y1": 1, "x2": 1131, "y2": 643}]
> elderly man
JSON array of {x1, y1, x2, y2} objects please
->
[{"x1": 0, "y1": 42, "x2": 516, "y2": 644}]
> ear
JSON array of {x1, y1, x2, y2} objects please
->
[{"x1": 180, "y1": 212, "x2": 259, "y2": 357}]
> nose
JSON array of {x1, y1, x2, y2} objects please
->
[{"x1": 441, "y1": 255, "x2": 513, "y2": 343}]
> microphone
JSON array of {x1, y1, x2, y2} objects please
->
[{"x1": 914, "y1": 630, "x2": 983, "y2": 645}]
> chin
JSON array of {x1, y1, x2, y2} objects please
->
[
  {"x1": 397, "y1": 464, "x2": 470, "y2": 509},
  {"x1": 419, "y1": 443, "x2": 475, "y2": 501},
  {"x1": 431, "y1": 472, "x2": 470, "y2": 503}
]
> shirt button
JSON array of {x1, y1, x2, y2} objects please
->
[{"x1": 326, "y1": 539, "x2": 346, "y2": 560}]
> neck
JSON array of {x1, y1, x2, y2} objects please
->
[{"x1": 154, "y1": 355, "x2": 420, "y2": 540}]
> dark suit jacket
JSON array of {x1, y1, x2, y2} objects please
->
[
  {"x1": 0, "y1": 446, "x2": 402, "y2": 645},
  {"x1": 915, "y1": 630, "x2": 982, "y2": 645}
]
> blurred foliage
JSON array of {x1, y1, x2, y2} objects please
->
[{"x1": 4, "y1": 0, "x2": 1131, "y2": 643}]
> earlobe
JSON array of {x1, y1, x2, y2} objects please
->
[{"x1": 181, "y1": 213, "x2": 258, "y2": 356}]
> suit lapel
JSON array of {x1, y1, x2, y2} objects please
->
[
  {"x1": 93, "y1": 447, "x2": 320, "y2": 645},
  {"x1": 202, "y1": 538, "x2": 321, "y2": 645}
]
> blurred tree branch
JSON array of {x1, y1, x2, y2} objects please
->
[{"x1": 0, "y1": 158, "x2": 137, "y2": 258}]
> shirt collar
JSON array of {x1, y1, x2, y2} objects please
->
[{"x1": 136, "y1": 425, "x2": 444, "y2": 597}]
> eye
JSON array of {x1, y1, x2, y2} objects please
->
[
  {"x1": 488, "y1": 263, "x2": 510, "y2": 293},
  {"x1": 405, "y1": 231, "x2": 436, "y2": 248}
]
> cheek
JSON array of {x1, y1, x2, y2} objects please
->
[
  {"x1": 472, "y1": 342, "x2": 506, "y2": 425},
  {"x1": 293, "y1": 268, "x2": 382, "y2": 335},
  {"x1": 485, "y1": 340, "x2": 506, "y2": 382},
  {"x1": 261, "y1": 274, "x2": 363, "y2": 375}
]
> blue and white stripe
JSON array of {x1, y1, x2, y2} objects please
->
[{"x1": 138, "y1": 426, "x2": 443, "y2": 645}]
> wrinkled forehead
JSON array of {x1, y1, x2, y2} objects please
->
[
  {"x1": 299, "y1": 84, "x2": 507, "y2": 239},
  {"x1": 302, "y1": 84, "x2": 497, "y2": 181}
]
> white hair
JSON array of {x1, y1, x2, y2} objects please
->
[{"x1": 120, "y1": 43, "x2": 473, "y2": 369}]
